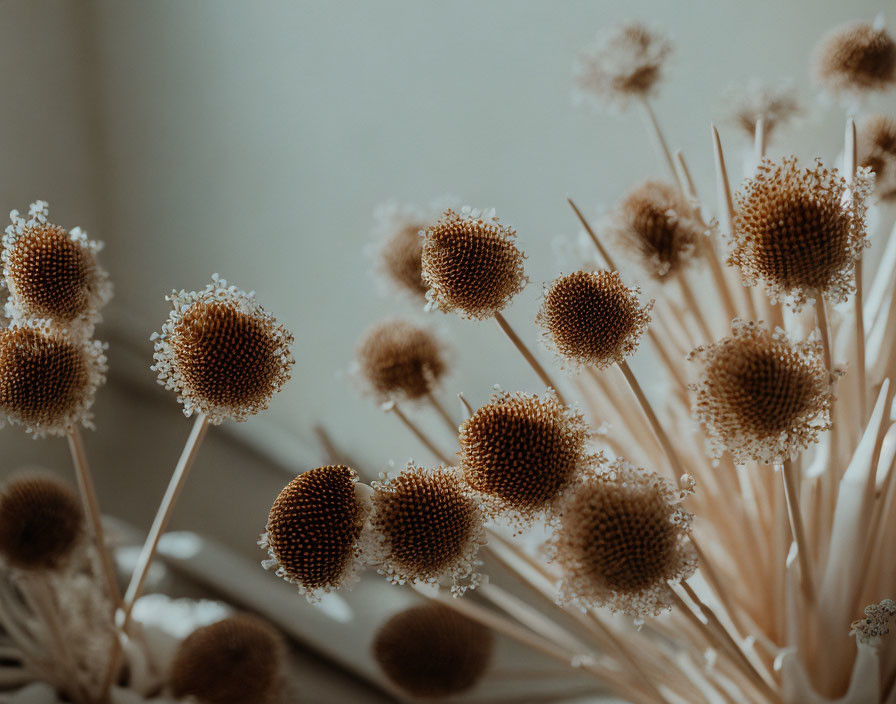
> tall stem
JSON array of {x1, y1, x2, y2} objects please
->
[
  {"x1": 815, "y1": 293, "x2": 833, "y2": 373},
  {"x1": 640, "y1": 97, "x2": 681, "y2": 190},
  {"x1": 425, "y1": 390, "x2": 458, "y2": 435},
  {"x1": 388, "y1": 401, "x2": 454, "y2": 465},
  {"x1": 676, "y1": 271, "x2": 714, "y2": 341},
  {"x1": 494, "y1": 312, "x2": 568, "y2": 406},
  {"x1": 779, "y1": 460, "x2": 816, "y2": 603}
]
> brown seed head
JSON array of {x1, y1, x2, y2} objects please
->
[
  {"x1": 421, "y1": 208, "x2": 526, "y2": 320},
  {"x1": 261, "y1": 465, "x2": 366, "y2": 599},
  {"x1": 356, "y1": 320, "x2": 447, "y2": 401},
  {"x1": 609, "y1": 181, "x2": 703, "y2": 279},
  {"x1": 729, "y1": 157, "x2": 871, "y2": 309},
  {"x1": 459, "y1": 391, "x2": 591, "y2": 521},
  {"x1": 152, "y1": 276, "x2": 295, "y2": 424},
  {"x1": 372, "y1": 604, "x2": 493, "y2": 699},
  {"x1": 689, "y1": 320, "x2": 833, "y2": 463},
  {"x1": 537, "y1": 270, "x2": 652, "y2": 369},
  {"x1": 720, "y1": 79, "x2": 801, "y2": 141},
  {"x1": 858, "y1": 114, "x2": 896, "y2": 202},
  {"x1": 551, "y1": 461, "x2": 696, "y2": 617},
  {"x1": 373, "y1": 202, "x2": 429, "y2": 298},
  {"x1": 169, "y1": 614, "x2": 285, "y2": 704},
  {"x1": 574, "y1": 21, "x2": 672, "y2": 111},
  {"x1": 0, "y1": 325, "x2": 106, "y2": 436},
  {"x1": 369, "y1": 466, "x2": 484, "y2": 594},
  {"x1": 813, "y1": 21, "x2": 896, "y2": 98},
  {"x1": 0, "y1": 474, "x2": 83, "y2": 571}
]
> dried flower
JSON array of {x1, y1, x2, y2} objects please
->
[
  {"x1": 608, "y1": 180, "x2": 704, "y2": 279},
  {"x1": 536, "y1": 270, "x2": 652, "y2": 369},
  {"x1": 458, "y1": 390, "x2": 592, "y2": 521},
  {"x1": 151, "y1": 275, "x2": 295, "y2": 424},
  {"x1": 728, "y1": 157, "x2": 872, "y2": 309},
  {"x1": 550, "y1": 460, "x2": 696, "y2": 618},
  {"x1": 857, "y1": 113, "x2": 896, "y2": 202},
  {"x1": 720, "y1": 78, "x2": 801, "y2": 141},
  {"x1": 355, "y1": 319, "x2": 447, "y2": 401},
  {"x1": 573, "y1": 21, "x2": 672, "y2": 111},
  {"x1": 0, "y1": 474, "x2": 83, "y2": 571},
  {"x1": 421, "y1": 207, "x2": 526, "y2": 320},
  {"x1": 689, "y1": 320, "x2": 833, "y2": 464},
  {"x1": 370, "y1": 201, "x2": 431, "y2": 299},
  {"x1": 372, "y1": 604, "x2": 493, "y2": 699},
  {"x1": 0, "y1": 323, "x2": 107, "y2": 437},
  {"x1": 1, "y1": 201, "x2": 112, "y2": 334},
  {"x1": 813, "y1": 21, "x2": 896, "y2": 100},
  {"x1": 851, "y1": 599, "x2": 896, "y2": 644},
  {"x1": 169, "y1": 613, "x2": 285, "y2": 704},
  {"x1": 368, "y1": 465, "x2": 485, "y2": 594},
  {"x1": 260, "y1": 465, "x2": 367, "y2": 600}
]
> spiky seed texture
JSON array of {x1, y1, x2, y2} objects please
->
[
  {"x1": 689, "y1": 320, "x2": 833, "y2": 464},
  {"x1": 573, "y1": 21, "x2": 672, "y2": 111},
  {"x1": 536, "y1": 270, "x2": 653, "y2": 370},
  {"x1": 355, "y1": 319, "x2": 448, "y2": 402},
  {"x1": 549, "y1": 460, "x2": 697, "y2": 618},
  {"x1": 421, "y1": 207, "x2": 527, "y2": 320},
  {"x1": 608, "y1": 180, "x2": 704, "y2": 279},
  {"x1": 260, "y1": 465, "x2": 367, "y2": 600},
  {"x1": 2, "y1": 201, "x2": 112, "y2": 335},
  {"x1": 719, "y1": 78, "x2": 801, "y2": 142},
  {"x1": 851, "y1": 600, "x2": 896, "y2": 645},
  {"x1": 0, "y1": 323, "x2": 107, "y2": 437},
  {"x1": 813, "y1": 21, "x2": 896, "y2": 100},
  {"x1": 858, "y1": 114, "x2": 896, "y2": 202},
  {"x1": 169, "y1": 613, "x2": 285, "y2": 704},
  {"x1": 728, "y1": 157, "x2": 872, "y2": 309},
  {"x1": 372, "y1": 604, "x2": 493, "y2": 699},
  {"x1": 368, "y1": 465, "x2": 485, "y2": 595},
  {"x1": 458, "y1": 390, "x2": 592, "y2": 522},
  {"x1": 0, "y1": 474, "x2": 83, "y2": 571},
  {"x1": 151, "y1": 275, "x2": 295, "y2": 424}
]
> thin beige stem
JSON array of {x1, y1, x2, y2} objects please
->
[
  {"x1": 567, "y1": 197, "x2": 618, "y2": 271},
  {"x1": 640, "y1": 97, "x2": 682, "y2": 190},
  {"x1": 674, "y1": 150, "x2": 699, "y2": 201},
  {"x1": 815, "y1": 294, "x2": 833, "y2": 373},
  {"x1": 676, "y1": 270, "x2": 714, "y2": 341},
  {"x1": 67, "y1": 428, "x2": 121, "y2": 610},
  {"x1": 494, "y1": 312, "x2": 568, "y2": 406},
  {"x1": 388, "y1": 401, "x2": 454, "y2": 465},
  {"x1": 121, "y1": 414, "x2": 211, "y2": 628},
  {"x1": 457, "y1": 392, "x2": 474, "y2": 420},
  {"x1": 844, "y1": 118, "x2": 867, "y2": 420},
  {"x1": 689, "y1": 537, "x2": 750, "y2": 639},
  {"x1": 779, "y1": 460, "x2": 816, "y2": 603},
  {"x1": 754, "y1": 117, "x2": 767, "y2": 165},
  {"x1": 425, "y1": 390, "x2": 458, "y2": 435}
]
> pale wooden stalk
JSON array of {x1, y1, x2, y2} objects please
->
[
  {"x1": 494, "y1": 312, "x2": 568, "y2": 406},
  {"x1": 844, "y1": 117, "x2": 868, "y2": 419},
  {"x1": 566, "y1": 196, "x2": 618, "y2": 271},
  {"x1": 814, "y1": 293, "x2": 833, "y2": 373},
  {"x1": 754, "y1": 117, "x2": 767, "y2": 165},
  {"x1": 676, "y1": 270, "x2": 714, "y2": 340},
  {"x1": 778, "y1": 460, "x2": 816, "y2": 603},
  {"x1": 387, "y1": 401, "x2": 454, "y2": 465},
  {"x1": 585, "y1": 366, "x2": 662, "y2": 457},
  {"x1": 424, "y1": 389, "x2": 458, "y2": 435},
  {"x1": 639, "y1": 97, "x2": 683, "y2": 191}
]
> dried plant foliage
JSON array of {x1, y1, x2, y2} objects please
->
[
  {"x1": 2, "y1": 201, "x2": 111, "y2": 335},
  {"x1": 537, "y1": 270, "x2": 652, "y2": 370},
  {"x1": 372, "y1": 604, "x2": 493, "y2": 699},
  {"x1": 368, "y1": 465, "x2": 485, "y2": 594},
  {"x1": 421, "y1": 207, "x2": 526, "y2": 320},
  {"x1": 152, "y1": 275, "x2": 295, "y2": 424},
  {"x1": 729, "y1": 157, "x2": 872, "y2": 309},
  {"x1": 550, "y1": 460, "x2": 696, "y2": 618},
  {"x1": 608, "y1": 180, "x2": 704, "y2": 279},
  {"x1": 689, "y1": 320, "x2": 833, "y2": 464},
  {"x1": 813, "y1": 21, "x2": 896, "y2": 99},
  {"x1": 858, "y1": 114, "x2": 896, "y2": 202},
  {"x1": 355, "y1": 319, "x2": 447, "y2": 402},
  {"x1": 0, "y1": 475, "x2": 83, "y2": 571},
  {"x1": 0, "y1": 323, "x2": 107, "y2": 437},
  {"x1": 720, "y1": 78, "x2": 801, "y2": 141},
  {"x1": 169, "y1": 613, "x2": 285, "y2": 704},
  {"x1": 573, "y1": 21, "x2": 672, "y2": 111},
  {"x1": 458, "y1": 390, "x2": 592, "y2": 522},
  {"x1": 260, "y1": 465, "x2": 367, "y2": 600}
]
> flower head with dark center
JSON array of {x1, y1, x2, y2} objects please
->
[
  {"x1": 370, "y1": 201, "x2": 433, "y2": 299},
  {"x1": 719, "y1": 78, "x2": 801, "y2": 142},
  {"x1": 858, "y1": 114, "x2": 896, "y2": 202},
  {"x1": 813, "y1": 21, "x2": 896, "y2": 101}
]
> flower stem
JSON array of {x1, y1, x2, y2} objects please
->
[{"x1": 494, "y1": 312, "x2": 568, "y2": 407}]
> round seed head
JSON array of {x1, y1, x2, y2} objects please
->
[
  {"x1": 421, "y1": 207, "x2": 526, "y2": 320},
  {"x1": 689, "y1": 320, "x2": 833, "y2": 464},
  {"x1": 608, "y1": 181, "x2": 704, "y2": 279},
  {"x1": 356, "y1": 319, "x2": 447, "y2": 401},
  {"x1": 372, "y1": 604, "x2": 493, "y2": 699},
  {"x1": 372, "y1": 202, "x2": 430, "y2": 299},
  {"x1": 459, "y1": 390, "x2": 592, "y2": 521},
  {"x1": 536, "y1": 270, "x2": 652, "y2": 369},
  {"x1": 2, "y1": 201, "x2": 112, "y2": 334},
  {"x1": 152, "y1": 275, "x2": 295, "y2": 424},
  {"x1": 0, "y1": 474, "x2": 83, "y2": 571},
  {"x1": 813, "y1": 21, "x2": 896, "y2": 99},
  {"x1": 260, "y1": 465, "x2": 366, "y2": 600},
  {"x1": 719, "y1": 78, "x2": 801, "y2": 142},
  {"x1": 169, "y1": 613, "x2": 285, "y2": 704},
  {"x1": 858, "y1": 114, "x2": 896, "y2": 202},
  {"x1": 573, "y1": 21, "x2": 672, "y2": 111},
  {"x1": 368, "y1": 465, "x2": 485, "y2": 594},
  {"x1": 728, "y1": 157, "x2": 872, "y2": 309},
  {"x1": 0, "y1": 324, "x2": 107, "y2": 437},
  {"x1": 550, "y1": 461, "x2": 697, "y2": 617}
]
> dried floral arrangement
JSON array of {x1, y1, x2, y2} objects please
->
[{"x1": 2, "y1": 12, "x2": 896, "y2": 704}]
